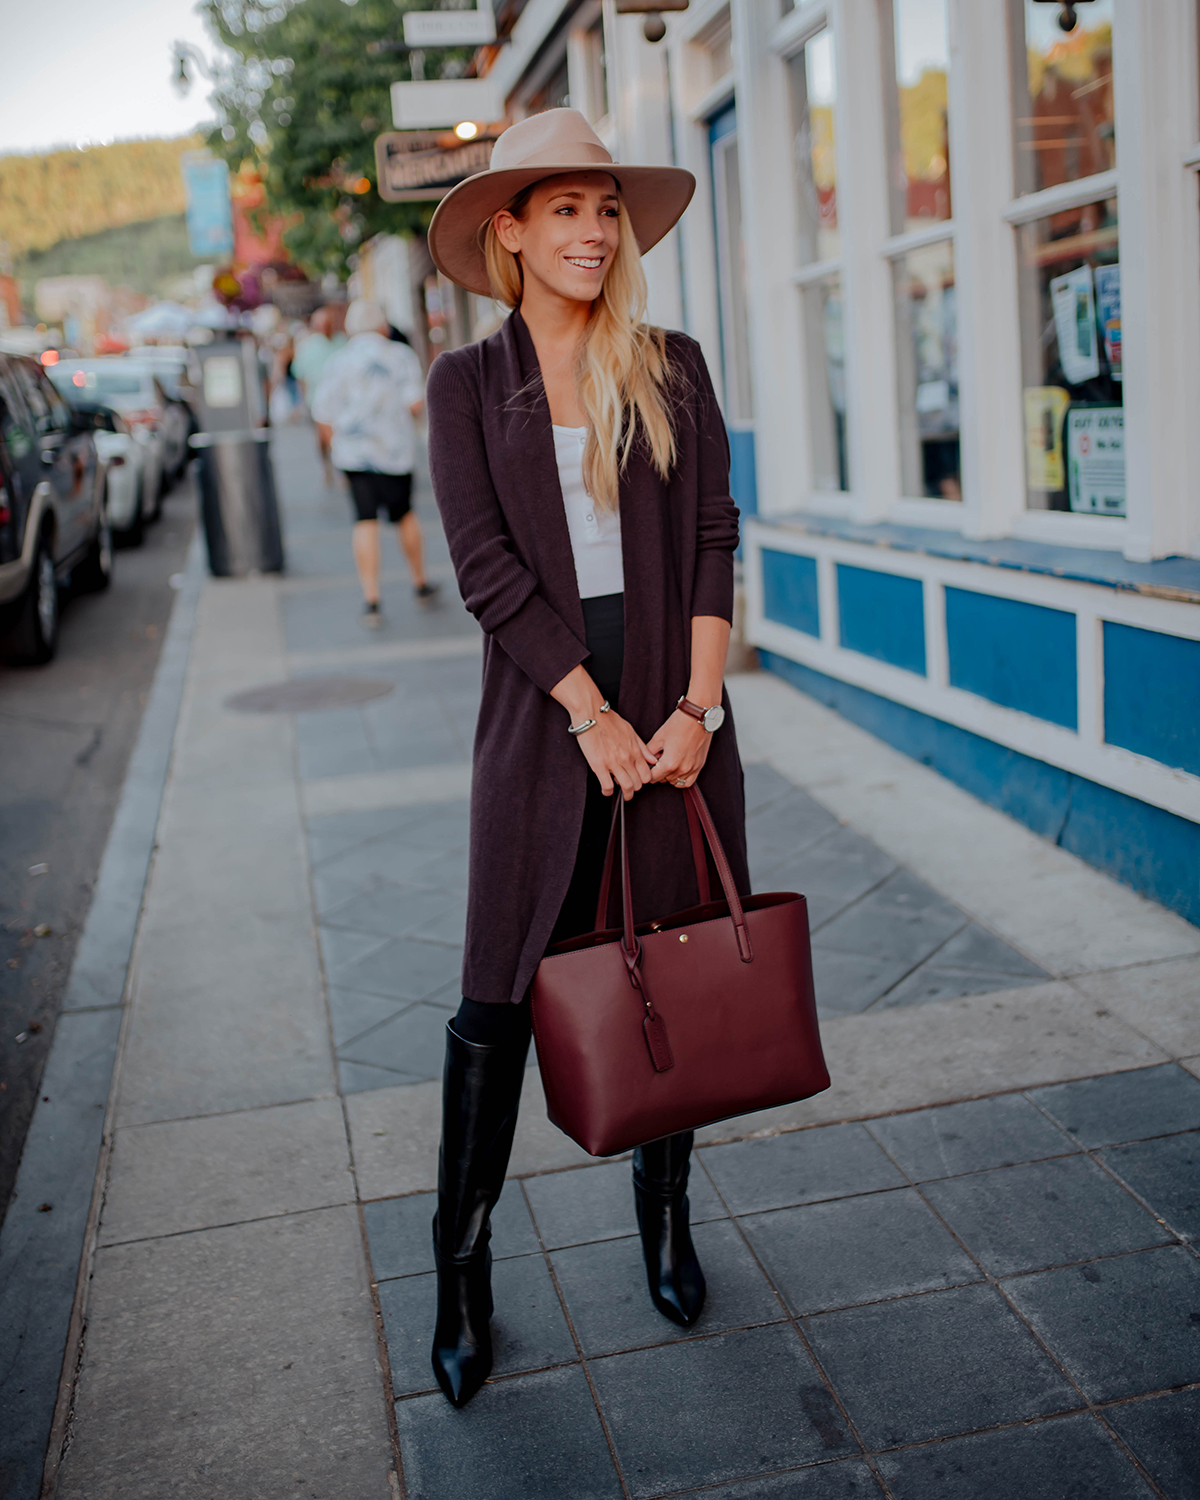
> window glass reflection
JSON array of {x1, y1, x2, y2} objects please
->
[
  {"x1": 1012, "y1": 0, "x2": 1115, "y2": 196},
  {"x1": 885, "y1": 0, "x2": 952, "y2": 235},
  {"x1": 788, "y1": 31, "x2": 839, "y2": 264},
  {"x1": 802, "y1": 275, "x2": 848, "y2": 492},
  {"x1": 894, "y1": 240, "x2": 959, "y2": 499}
]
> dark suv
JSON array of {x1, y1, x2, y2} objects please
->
[{"x1": 0, "y1": 354, "x2": 109, "y2": 664}]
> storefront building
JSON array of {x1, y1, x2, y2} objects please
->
[{"x1": 459, "y1": 0, "x2": 1200, "y2": 924}]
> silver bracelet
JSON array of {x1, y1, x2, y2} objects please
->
[{"x1": 568, "y1": 700, "x2": 610, "y2": 736}]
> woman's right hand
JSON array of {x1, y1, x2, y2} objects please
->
[{"x1": 576, "y1": 710, "x2": 658, "y2": 800}]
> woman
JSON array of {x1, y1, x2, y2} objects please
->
[{"x1": 424, "y1": 108, "x2": 750, "y2": 1409}]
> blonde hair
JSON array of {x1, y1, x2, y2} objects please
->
[{"x1": 482, "y1": 184, "x2": 676, "y2": 511}]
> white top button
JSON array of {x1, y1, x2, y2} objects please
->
[{"x1": 552, "y1": 424, "x2": 624, "y2": 598}]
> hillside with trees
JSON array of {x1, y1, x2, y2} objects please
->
[{"x1": 0, "y1": 135, "x2": 203, "y2": 264}]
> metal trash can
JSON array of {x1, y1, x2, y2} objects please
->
[{"x1": 186, "y1": 337, "x2": 285, "y2": 577}]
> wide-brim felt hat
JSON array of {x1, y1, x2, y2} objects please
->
[{"x1": 428, "y1": 108, "x2": 695, "y2": 297}]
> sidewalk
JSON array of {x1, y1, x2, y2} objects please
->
[{"x1": 38, "y1": 426, "x2": 1200, "y2": 1498}]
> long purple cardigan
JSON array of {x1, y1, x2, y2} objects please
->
[{"x1": 426, "y1": 310, "x2": 749, "y2": 1006}]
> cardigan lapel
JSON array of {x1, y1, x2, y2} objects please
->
[{"x1": 489, "y1": 311, "x2": 586, "y2": 638}]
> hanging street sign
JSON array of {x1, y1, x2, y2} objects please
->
[
  {"x1": 402, "y1": 8, "x2": 496, "y2": 46},
  {"x1": 374, "y1": 129, "x2": 500, "y2": 202},
  {"x1": 391, "y1": 77, "x2": 504, "y2": 129}
]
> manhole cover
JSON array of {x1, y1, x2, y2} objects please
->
[{"x1": 226, "y1": 676, "x2": 396, "y2": 713}]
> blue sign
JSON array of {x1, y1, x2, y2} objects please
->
[{"x1": 181, "y1": 152, "x2": 234, "y2": 259}]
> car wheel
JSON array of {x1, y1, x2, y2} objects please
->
[
  {"x1": 3, "y1": 531, "x2": 60, "y2": 665},
  {"x1": 74, "y1": 510, "x2": 114, "y2": 594}
]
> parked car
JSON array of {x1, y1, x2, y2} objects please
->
[
  {"x1": 48, "y1": 360, "x2": 185, "y2": 515},
  {"x1": 0, "y1": 354, "x2": 110, "y2": 664},
  {"x1": 65, "y1": 402, "x2": 147, "y2": 545},
  {"x1": 129, "y1": 348, "x2": 200, "y2": 465}
]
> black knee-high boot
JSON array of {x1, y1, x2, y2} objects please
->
[
  {"x1": 430, "y1": 1020, "x2": 529, "y2": 1407},
  {"x1": 632, "y1": 1131, "x2": 706, "y2": 1326}
]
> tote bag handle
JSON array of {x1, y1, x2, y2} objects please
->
[
  {"x1": 594, "y1": 789, "x2": 712, "y2": 930},
  {"x1": 607, "y1": 788, "x2": 754, "y2": 967}
]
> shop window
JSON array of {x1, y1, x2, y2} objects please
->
[
  {"x1": 893, "y1": 240, "x2": 959, "y2": 499},
  {"x1": 710, "y1": 108, "x2": 753, "y2": 426},
  {"x1": 881, "y1": 0, "x2": 952, "y2": 235},
  {"x1": 1010, "y1": 0, "x2": 1115, "y2": 197},
  {"x1": 802, "y1": 275, "x2": 848, "y2": 493},
  {"x1": 582, "y1": 19, "x2": 608, "y2": 123},
  {"x1": 787, "y1": 31, "x2": 839, "y2": 265},
  {"x1": 1017, "y1": 194, "x2": 1123, "y2": 514}
]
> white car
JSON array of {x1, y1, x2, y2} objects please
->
[
  {"x1": 89, "y1": 407, "x2": 147, "y2": 543},
  {"x1": 49, "y1": 360, "x2": 184, "y2": 516}
]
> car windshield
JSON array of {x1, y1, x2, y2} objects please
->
[{"x1": 52, "y1": 368, "x2": 149, "y2": 399}]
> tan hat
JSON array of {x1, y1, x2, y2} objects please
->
[{"x1": 428, "y1": 108, "x2": 695, "y2": 297}]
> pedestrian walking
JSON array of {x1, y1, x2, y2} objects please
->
[
  {"x1": 311, "y1": 298, "x2": 438, "y2": 627},
  {"x1": 423, "y1": 109, "x2": 748, "y2": 1408},
  {"x1": 292, "y1": 305, "x2": 346, "y2": 483}
]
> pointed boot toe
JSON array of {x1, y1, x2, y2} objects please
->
[
  {"x1": 431, "y1": 1248, "x2": 493, "y2": 1408},
  {"x1": 642, "y1": 1206, "x2": 707, "y2": 1326}
]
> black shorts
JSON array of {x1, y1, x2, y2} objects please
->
[{"x1": 344, "y1": 470, "x2": 413, "y2": 523}]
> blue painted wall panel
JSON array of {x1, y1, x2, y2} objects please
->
[
  {"x1": 729, "y1": 428, "x2": 757, "y2": 517},
  {"x1": 762, "y1": 550, "x2": 819, "y2": 638},
  {"x1": 761, "y1": 650, "x2": 1200, "y2": 929},
  {"x1": 945, "y1": 587, "x2": 1078, "y2": 730},
  {"x1": 836, "y1": 565, "x2": 926, "y2": 675},
  {"x1": 1104, "y1": 622, "x2": 1200, "y2": 778}
]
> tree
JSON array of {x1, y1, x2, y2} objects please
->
[{"x1": 199, "y1": 0, "x2": 470, "y2": 278}]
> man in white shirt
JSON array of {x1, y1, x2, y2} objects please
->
[{"x1": 312, "y1": 298, "x2": 437, "y2": 627}]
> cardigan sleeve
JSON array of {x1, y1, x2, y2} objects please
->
[
  {"x1": 426, "y1": 350, "x2": 589, "y2": 695},
  {"x1": 686, "y1": 342, "x2": 740, "y2": 624}
]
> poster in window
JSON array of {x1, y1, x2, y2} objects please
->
[
  {"x1": 1023, "y1": 386, "x2": 1070, "y2": 491},
  {"x1": 1050, "y1": 265, "x2": 1100, "y2": 384},
  {"x1": 1066, "y1": 406, "x2": 1125, "y2": 516},
  {"x1": 1093, "y1": 264, "x2": 1121, "y2": 381}
]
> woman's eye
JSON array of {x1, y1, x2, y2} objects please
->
[{"x1": 556, "y1": 205, "x2": 575, "y2": 215}]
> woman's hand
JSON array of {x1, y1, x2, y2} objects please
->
[
  {"x1": 577, "y1": 711, "x2": 658, "y2": 800},
  {"x1": 647, "y1": 709, "x2": 712, "y2": 790},
  {"x1": 549, "y1": 663, "x2": 656, "y2": 800}
]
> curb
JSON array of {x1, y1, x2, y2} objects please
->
[{"x1": 0, "y1": 534, "x2": 206, "y2": 1500}]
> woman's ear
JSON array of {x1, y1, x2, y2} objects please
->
[{"x1": 493, "y1": 210, "x2": 522, "y2": 255}]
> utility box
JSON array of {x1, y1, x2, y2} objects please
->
[{"x1": 186, "y1": 336, "x2": 284, "y2": 577}]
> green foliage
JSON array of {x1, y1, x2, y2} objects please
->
[
  {"x1": 13, "y1": 215, "x2": 208, "y2": 305},
  {"x1": 201, "y1": 0, "x2": 469, "y2": 278},
  {"x1": 0, "y1": 136, "x2": 203, "y2": 263}
]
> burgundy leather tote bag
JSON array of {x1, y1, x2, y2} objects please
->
[{"x1": 531, "y1": 786, "x2": 830, "y2": 1158}]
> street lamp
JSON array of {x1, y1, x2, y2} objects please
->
[
  {"x1": 1031, "y1": 0, "x2": 1096, "y2": 33},
  {"x1": 172, "y1": 41, "x2": 216, "y2": 95}
]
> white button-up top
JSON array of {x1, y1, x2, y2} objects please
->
[{"x1": 552, "y1": 424, "x2": 625, "y2": 599}]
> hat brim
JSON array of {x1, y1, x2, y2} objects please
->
[{"x1": 428, "y1": 161, "x2": 696, "y2": 298}]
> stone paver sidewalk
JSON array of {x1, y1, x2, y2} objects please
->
[{"x1": 37, "y1": 425, "x2": 1200, "y2": 1499}]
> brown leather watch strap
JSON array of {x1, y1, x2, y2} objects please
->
[{"x1": 677, "y1": 696, "x2": 709, "y2": 724}]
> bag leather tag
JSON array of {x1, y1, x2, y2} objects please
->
[{"x1": 643, "y1": 1010, "x2": 675, "y2": 1072}]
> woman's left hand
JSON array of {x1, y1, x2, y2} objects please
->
[{"x1": 647, "y1": 709, "x2": 712, "y2": 789}]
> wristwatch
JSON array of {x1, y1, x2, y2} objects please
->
[{"x1": 677, "y1": 695, "x2": 725, "y2": 733}]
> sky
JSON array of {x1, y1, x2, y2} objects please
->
[{"x1": 0, "y1": 0, "x2": 221, "y2": 157}]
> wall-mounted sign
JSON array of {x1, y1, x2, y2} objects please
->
[
  {"x1": 391, "y1": 78, "x2": 504, "y2": 130},
  {"x1": 375, "y1": 130, "x2": 498, "y2": 202},
  {"x1": 1067, "y1": 405, "x2": 1125, "y2": 517},
  {"x1": 403, "y1": 8, "x2": 496, "y2": 46},
  {"x1": 1023, "y1": 385, "x2": 1070, "y2": 492}
]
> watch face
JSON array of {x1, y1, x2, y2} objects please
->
[{"x1": 703, "y1": 704, "x2": 726, "y2": 732}]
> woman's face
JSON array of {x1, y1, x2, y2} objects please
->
[{"x1": 493, "y1": 172, "x2": 621, "y2": 306}]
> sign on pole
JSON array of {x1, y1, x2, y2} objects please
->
[
  {"x1": 375, "y1": 130, "x2": 499, "y2": 202},
  {"x1": 180, "y1": 152, "x2": 234, "y2": 259},
  {"x1": 403, "y1": 8, "x2": 496, "y2": 46},
  {"x1": 391, "y1": 77, "x2": 504, "y2": 129}
]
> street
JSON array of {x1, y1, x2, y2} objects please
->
[{"x1": 0, "y1": 476, "x2": 194, "y2": 1222}]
